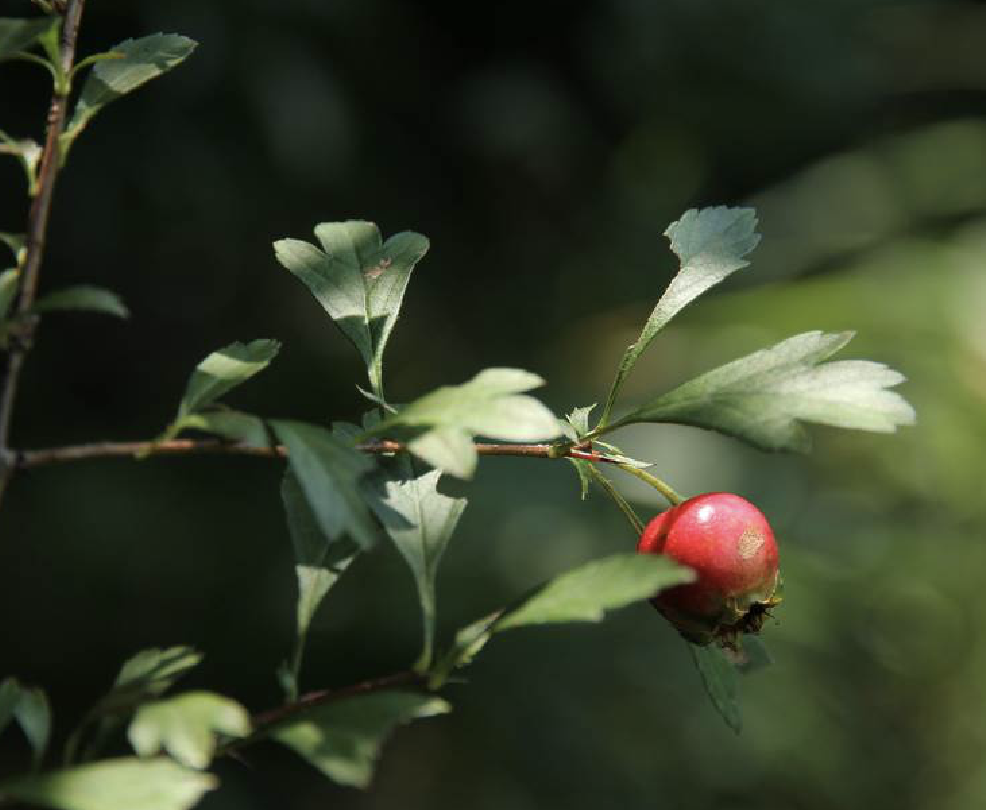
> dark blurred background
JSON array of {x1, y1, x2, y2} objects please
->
[{"x1": 2, "y1": 0, "x2": 986, "y2": 808}]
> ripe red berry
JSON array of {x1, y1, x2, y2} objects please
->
[{"x1": 637, "y1": 492, "x2": 781, "y2": 646}]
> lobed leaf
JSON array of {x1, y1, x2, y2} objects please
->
[
  {"x1": 128, "y1": 692, "x2": 250, "y2": 770},
  {"x1": 0, "y1": 757, "x2": 216, "y2": 810},
  {"x1": 32, "y1": 285, "x2": 129, "y2": 318},
  {"x1": 271, "y1": 692, "x2": 449, "y2": 789},
  {"x1": 613, "y1": 330, "x2": 916, "y2": 451},
  {"x1": 176, "y1": 339, "x2": 280, "y2": 420},
  {"x1": 368, "y1": 470, "x2": 467, "y2": 669},
  {"x1": 279, "y1": 471, "x2": 359, "y2": 698},
  {"x1": 272, "y1": 421, "x2": 378, "y2": 550},
  {"x1": 101, "y1": 647, "x2": 203, "y2": 715},
  {"x1": 274, "y1": 221, "x2": 429, "y2": 398},
  {"x1": 63, "y1": 648, "x2": 203, "y2": 766},
  {"x1": 65, "y1": 34, "x2": 197, "y2": 142},
  {"x1": 371, "y1": 367, "x2": 561, "y2": 478},
  {"x1": 600, "y1": 206, "x2": 760, "y2": 425}
]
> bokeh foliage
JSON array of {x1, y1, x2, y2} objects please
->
[{"x1": 1, "y1": 0, "x2": 985, "y2": 808}]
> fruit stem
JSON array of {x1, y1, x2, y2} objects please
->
[
  {"x1": 585, "y1": 464, "x2": 645, "y2": 534},
  {"x1": 615, "y1": 463, "x2": 683, "y2": 506}
]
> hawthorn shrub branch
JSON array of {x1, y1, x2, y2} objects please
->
[
  {"x1": 219, "y1": 670, "x2": 424, "y2": 758},
  {"x1": 15, "y1": 438, "x2": 614, "y2": 468},
  {"x1": 0, "y1": 0, "x2": 87, "y2": 502}
]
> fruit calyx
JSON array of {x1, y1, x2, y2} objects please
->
[{"x1": 636, "y1": 491, "x2": 782, "y2": 648}]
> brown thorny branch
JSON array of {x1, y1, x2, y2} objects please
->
[
  {"x1": 0, "y1": 0, "x2": 634, "y2": 761},
  {"x1": 0, "y1": 0, "x2": 87, "y2": 503}
]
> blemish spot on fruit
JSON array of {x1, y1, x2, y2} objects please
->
[{"x1": 738, "y1": 527, "x2": 764, "y2": 559}]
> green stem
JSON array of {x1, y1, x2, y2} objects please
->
[
  {"x1": 8, "y1": 52, "x2": 58, "y2": 83},
  {"x1": 585, "y1": 464, "x2": 644, "y2": 534},
  {"x1": 615, "y1": 462, "x2": 683, "y2": 506}
]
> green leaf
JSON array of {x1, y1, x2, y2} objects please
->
[
  {"x1": 273, "y1": 221, "x2": 429, "y2": 399},
  {"x1": 733, "y1": 635, "x2": 773, "y2": 674},
  {"x1": 612, "y1": 330, "x2": 916, "y2": 452},
  {"x1": 0, "y1": 17, "x2": 58, "y2": 61},
  {"x1": 271, "y1": 692, "x2": 449, "y2": 789},
  {"x1": 0, "y1": 269, "x2": 19, "y2": 320},
  {"x1": 280, "y1": 471, "x2": 359, "y2": 699},
  {"x1": 0, "y1": 132, "x2": 43, "y2": 192},
  {"x1": 689, "y1": 642, "x2": 742, "y2": 734},
  {"x1": 64, "y1": 34, "x2": 197, "y2": 143},
  {"x1": 599, "y1": 206, "x2": 760, "y2": 426},
  {"x1": 0, "y1": 678, "x2": 19, "y2": 736},
  {"x1": 0, "y1": 758, "x2": 217, "y2": 810},
  {"x1": 373, "y1": 368, "x2": 561, "y2": 479},
  {"x1": 565, "y1": 403, "x2": 596, "y2": 438},
  {"x1": 180, "y1": 410, "x2": 271, "y2": 448},
  {"x1": 99, "y1": 647, "x2": 203, "y2": 716},
  {"x1": 431, "y1": 554, "x2": 694, "y2": 685},
  {"x1": 176, "y1": 339, "x2": 280, "y2": 421},
  {"x1": 64, "y1": 648, "x2": 203, "y2": 765},
  {"x1": 128, "y1": 692, "x2": 249, "y2": 770},
  {"x1": 272, "y1": 421, "x2": 378, "y2": 550},
  {"x1": 368, "y1": 470, "x2": 467, "y2": 670},
  {"x1": 0, "y1": 679, "x2": 50, "y2": 767},
  {"x1": 14, "y1": 686, "x2": 51, "y2": 768},
  {"x1": 494, "y1": 553, "x2": 694, "y2": 631},
  {"x1": 568, "y1": 458, "x2": 592, "y2": 500},
  {"x1": 0, "y1": 231, "x2": 23, "y2": 260},
  {"x1": 32, "y1": 285, "x2": 129, "y2": 318}
]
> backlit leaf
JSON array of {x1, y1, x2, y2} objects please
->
[
  {"x1": 0, "y1": 758, "x2": 216, "y2": 810},
  {"x1": 128, "y1": 692, "x2": 249, "y2": 770},
  {"x1": 600, "y1": 207, "x2": 760, "y2": 425},
  {"x1": 368, "y1": 470, "x2": 467, "y2": 669},
  {"x1": 274, "y1": 221, "x2": 428, "y2": 398},
  {"x1": 371, "y1": 368, "x2": 561, "y2": 478},
  {"x1": 612, "y1": 330, "x2": 916, "y2": 451}
]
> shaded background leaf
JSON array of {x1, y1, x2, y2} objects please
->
[
  {"x1": 689, "y1": 643, "x2": 742, "y2": 734},
  {"x1": 0, "y1": 758, "x2": 216, "y2": 810},
  {"x1": 272, "y1": 420, "x2": 378, "y2": 549},
  {"x1": 32, "y1": 285, "x2": 129, "y2": 318},
  {"x1": 0, "y1": 17, "x2": 57, "y2": 61},
  {"x1": 271, "y1": 692, "x2": 449, "y2": 789}
]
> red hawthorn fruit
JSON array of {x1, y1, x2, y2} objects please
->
[{"x1": 637, "y1": 492, "x2": 781, "y2": 646}]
